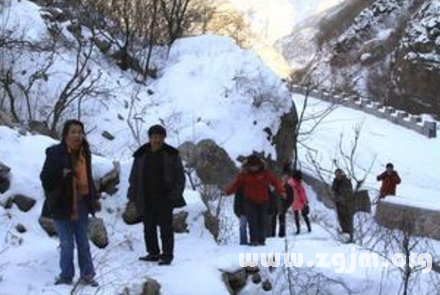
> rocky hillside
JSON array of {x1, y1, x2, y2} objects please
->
[{"x1": 280, "y1": 0, "x2": 440, "y2": 119}]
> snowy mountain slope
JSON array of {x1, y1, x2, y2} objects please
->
[{"x1": 281, "y1": 0, "x2": 440, "y2": 118}]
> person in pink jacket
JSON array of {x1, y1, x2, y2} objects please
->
[{"x1": 288, "y1": 170, "x2": 311, "y2": 235}]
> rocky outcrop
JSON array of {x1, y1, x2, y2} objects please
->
[{"x1": 283, "y1": 0, "x2": 440, "y2": 118}]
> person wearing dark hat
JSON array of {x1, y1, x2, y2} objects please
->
[
  {"x1": 127, "y1": 124, "x2": 186, "y2": 265},
  {"x1": 223, "y1": 155, "x2": 286, "y2": 246},
  {"x1": 331, "y1": 168, "x2": 354, "y2": 242}
]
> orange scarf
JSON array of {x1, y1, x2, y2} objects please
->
[{"x1": 67, "y1": 143, "x2": 89, "y2": 220}]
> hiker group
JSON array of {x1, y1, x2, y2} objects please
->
[
  {"x1": 223, "y1": 155, "x2": 311, "y2": 246},
  {"x1": 39, "y1": 120, "x2": 401, "y2": 287}
]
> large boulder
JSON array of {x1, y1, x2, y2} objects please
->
[
  {"x1": 12, "y1": 194, "x2": 36, "y2": 212},
  {"x1": 0, "y1": 160, "x2": 11, "y2": 194},
  {"x1": 375, "y1": 200, "x2": 440, "y2": 241},
  {"x1": 179, "y1": 139, "x2": 238, "y2": 188},
  {"x1": 88, "y1": 217, "x2": 109, "y2": 249}
]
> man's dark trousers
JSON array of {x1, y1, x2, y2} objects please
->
[{"x1": 143, "y1": 198, "x2": 174, "y2": 259}]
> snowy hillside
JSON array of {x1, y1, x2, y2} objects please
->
[{"x1": 1, "y1": 92, "x2": 439, "y2": 295}]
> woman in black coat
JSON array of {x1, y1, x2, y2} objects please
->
[{"x1": 40, "y1": 119, "x2": 100, "y2": 287}]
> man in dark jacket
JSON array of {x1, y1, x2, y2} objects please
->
[
  {"x1": 127, "y1": 125, "x2": 185, "y2": 265},
  {"x1": 331, "y1": 168, "x2": 354, "y2": 242},
  {"x1": 377, "y1": 163, "x2": 401, "y2": 199}
]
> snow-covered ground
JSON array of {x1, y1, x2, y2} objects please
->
[{"x1": 1, "y1": 1, "x2": 439, "y2": 295}]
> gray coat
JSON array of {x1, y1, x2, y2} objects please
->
[{"x1": 127, "y1": 143, "x2": 186, "y2": 215}]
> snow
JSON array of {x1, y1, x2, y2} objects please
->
[
  {"x1": 1, "y1": 1, "x2": 440, "y2": 295},
  {"x1": 293, "y1": 94, "x2": 440, "y2": 208}
]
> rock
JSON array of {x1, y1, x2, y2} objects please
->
[
  {"x1": 354, "y1": 190, "x2": 371, "y2": 213},
  {"x1": 375, "y1": 200, "x2": 440, "y2": 241},
  {"x1": 66, "y1": 19, "x2": 82, "y2": 37},
  {"x1": 178, "y1": 142, "x2": 197, "y2": 166},
  {"x1": 93, "y1": 37, "x2": 112, "y2": 54},
  {"x1": 39, "y1": 216, "x2": 57, "y2": 237},
  {"x1": 252, "y1": 273, "x2": 262, "y2": 284},
  {"x1": 272, "y1": 105, "x2": 297, "y2": 172},
  {"x1": 433, "y1": 263, "x2": 440, "y2": 274},
  {"x1": 28, "y1": 120, "x2": 51, "y2": 136},
  {"x1": 179, "y1": 139, "x2": 238, "y2": 188},
  {"x1": 223, "y1": 269, "x2": 247, "y2": 294},
  {"x1": 262, "y1": 280, "x2": 272, "y2": 292},
  {"x1": 122, "y1": 201, "x2": 142, "y2": 225},
  {"x1": 98, "y1": 161, "x2": 120, "y2": 195},
  {"x1": 203, "y1": 210, "x2": 219, "y2": 241},
  {"x1": 0, "y1": 177, "x2": 10, "y2": 195},
  {"x1": 0, "y1": 160, "x2": 11, "y2": 194},
  {"x1": 172, "y1": 211, "x2": 189, "y2": 233},
  {"x1": 15, "y1": 223, "x2": 27, "y2": 233},
  {"x1": 102, "y1": 131, "x2": 115, "y2": 141},
  {"x1": 40, "y1": 7, "x2": 69, "y2": 22},
  {"x1": 12, "y1": 194, "x2": 36, "y2": 212},
  {"x1": 3, "y1": 197, "x2": 14, "y2": 209},
  {"x1": 0, "y1": 110, "x2": 14, "y2": 127},
  {"x1": 244, "y1": 266, "x2": 259, "y2": 274},
  {"x1": 88, "y1": 217, "x2": 109, "y2": 249},
  {"x1": 142, "y1": 278, "x2": 161, "y2": 295}
]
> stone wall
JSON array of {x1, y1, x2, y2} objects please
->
[
  {"x1": 290, "y1": 84, "x2": 437, "y2": 138},
  {"x1": 375, "y1": 200, "x2": 440, "y2": 241}
]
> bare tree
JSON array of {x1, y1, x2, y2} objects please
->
[
  {"x1": 46, "y1": 39, "x2": 102, "y2": 136},
  {"x1": 158, "y1": 0, "x2": 192, "y2": 48}
]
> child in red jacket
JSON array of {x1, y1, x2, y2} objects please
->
[{"x1": 224, "y1": 155, "x2": 285, "y2": 246}]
